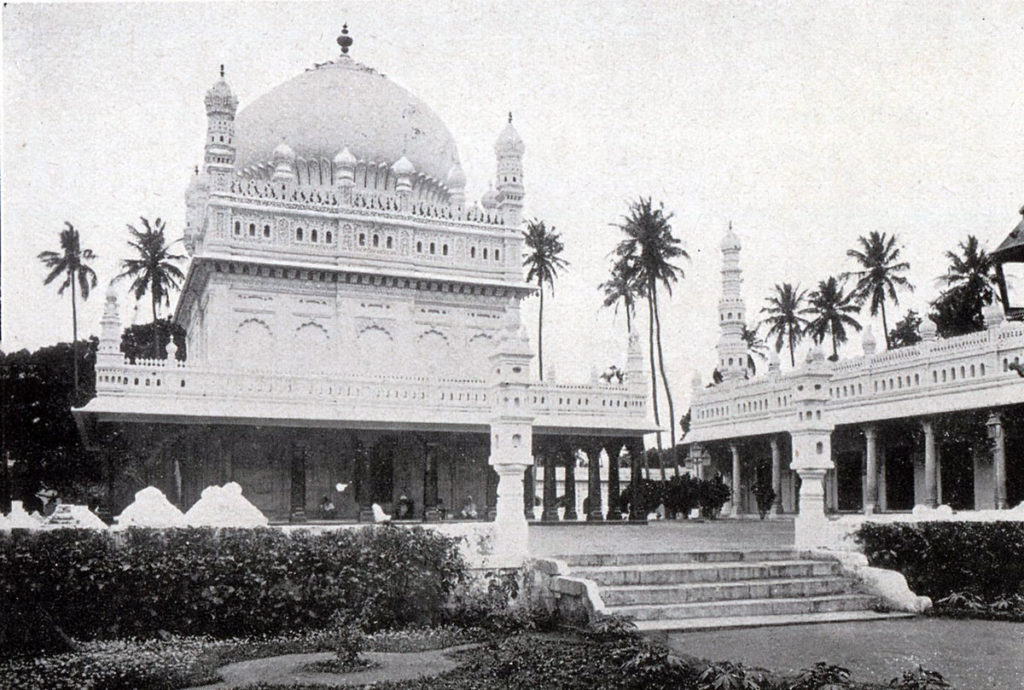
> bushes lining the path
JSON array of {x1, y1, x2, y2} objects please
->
[
  {"x1": 854, "y1": 521, "x2": 1024, "y2": 601},
  {"x1": 1, "y1": 526, "x2": 465, "y2": 653}
]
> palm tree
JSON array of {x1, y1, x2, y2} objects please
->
[
  {"x1": 804, "y1": 277, "x2": 862, "y2": 359},
  {"x1": 599, "y1": 255, "x2": 637, "y2": 335},
  {"x1": 614, "y1": 197, "x2": 688, "y2": 458},
  {"x1": 742, "y1": 323, "x2": 768, "y2": 375},
  {"x1": 843, "y1": 231, "x2": 913, "y2": 349},
  {"x1": 522, "y1": 219, "x2": 568, "y2": 381},
  {"x1": 114, "y1": 217, "x2": 186, "y2": 358},
  {"x1": 38, "y1": 222, "x2": 99, "y2": 398},
  {"x1": 760, "y1": 283, "x2": 810, "y2": 367},
  {"x1": 930, "y1": 235, "x2": 997, "y2": 337}
]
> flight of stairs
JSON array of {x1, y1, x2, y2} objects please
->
[{"x1": 560, "y1": 548, "x2": 914, "y2": 632}]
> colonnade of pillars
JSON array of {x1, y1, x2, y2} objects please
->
[
  {"x1": 530, "y1": 437, "x2": 646, "y2": 522},
  {"x1": 862, "y1": 411, "x2": 1009, "y2": 513}
]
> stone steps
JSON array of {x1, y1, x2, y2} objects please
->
[
  {"x1": 573, "y1": 559, "x2": 840, "y2": 586},
  {"x1": 633, "y1": 610, "x2": 917, "y2": 633},
  {"x1": 562, "y1": 548, "x2": 799, "y2": 568},
  {"x1": 557, "y1": 549, "x2": 895, "y2": 631},
  {"x1": 606, "y1": 593, "x2": 879, "y2": 621},
  {"x1": 599, "y1": 576, "x2": 852, "y2": 606}
]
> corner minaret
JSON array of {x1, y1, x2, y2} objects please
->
[
  {"x1": 717, "y1": 222, "x2": 747, "y2": 382},
  {"x1": 204, "y1": 65, "x2": 238, "y2": 189},
  {"x1": 494, "y1": 112, "x2": 525, "y2": 227}
]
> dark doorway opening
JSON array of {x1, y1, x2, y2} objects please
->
[
  {"x1": 835, "y1": 451, "x2": 863, "y2": 511},
  {"x1": 885, "y1": 445, "x2": 915, "y2": 510}
]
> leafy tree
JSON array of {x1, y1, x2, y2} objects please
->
[
  {"x1": 741, "y1": 323, "x2": 768, "y2": 375},
  {"x1": 929, "y1": 235, "x2": 996, "y2": 338},
  {"x1": 760, "y1": 282, "x2": 809, "y2": 367},
  {"x1": 1, "y1": 339, "x2": 103, "y2": 507},
  {"x1": 120, "y1": 319, "x2": 187, "y2": 363},
  {"x1": 113, "y1": 218, "x2": 186, "y2": 358},
  {"x1": 614, "y1": 197, "x2": 688, "y2": 458},
  {"x1": 804, "y1": 277, "x2": 862, "y2": 359},
  {"x1": 889, "y1": 309, "x2": 923, "y2": 348},
  {"x1": 522, "y1": 219, "x2": 568, "y2": 381},
  {"x1": 599, "y1": 255, "x2": 637, "y2": 335},
  {"x1": 843, "y1": 231, "x2": 913, "y2": 349},
  {"x1": 37, "y1": 222, "x2": 99, "y2": 399}
]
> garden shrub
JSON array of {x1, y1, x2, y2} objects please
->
[
  {"x1": 854, "y1": 521, "x2": 1024, "y2": 600},
  {"x1": 0, "y1": 525, "x2": 465, "y2": 653}
]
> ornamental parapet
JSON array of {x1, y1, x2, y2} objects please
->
[
  {"x1": 86, "y1": 357, "x2": 650, "y2": 433},
  {"x1": 688, "y1": 320, "x2": 1024, "y2": 444}
]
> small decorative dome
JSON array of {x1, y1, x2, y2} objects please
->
[
  {"x1": 495, "y1": 113, "x2": 525, "y2": 156},
  {"x1": 273, "y1": 142, "x2": 296, "y2": 162},
  {"x1": 921, "y1": 317, "x2": 938, "y2": 340},
  {"x1": 447, "y1": 163, "x2": 466, "y2": 188},
  {"x1": 391, "y1": 155, "x2": 415, "y2": 176},
  {"x1": 720, "y1": 221, "x2": 742, "y2": 251},
  {"x1": 482, "y1": 181, "x2": 499, "y2": 210},
  {"x1": 205, "y1": 65, "x2": 238, "y2": 116},
  {"x1": 806, "y1": 345, "x2": 825, "y2": 363},
  {"x1": 691, "y1": 370, "x2": 703, "y2": 388},
  {"x1": 769, "y1": 348, "x2": 781, "y2": 366},
  {"x1": 861, "y1": 326, "x2": 877, "y2": 354},
  {"x1": 105, "y1": 282, "x2": 119, "y2": 302},
  {"x1": 333, "y1": 147, "x2": 356, "y2": 166}
]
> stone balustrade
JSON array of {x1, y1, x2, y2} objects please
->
[
  {"x1": 226, "y1": 179, "x2": 505, "y2": 226},
  {"x1": 689, "y1": 321, "x2": 1024, "y2": 443},
  {"x1": 91, "y1": 357, "x2": 649, "y2": 431}
]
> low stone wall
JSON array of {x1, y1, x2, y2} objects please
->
[
  {"x1": 527, "y1": 557, "x2": 606, "y2": 626},
  {"x1": 796, "y1": 503, "x2": 1024, "y2": 552}
]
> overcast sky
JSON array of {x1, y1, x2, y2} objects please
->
[{"x1": 3, "y1": 1, "x2": 1022, "y2": 415}]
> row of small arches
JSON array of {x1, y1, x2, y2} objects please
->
[{"x1": 797, "y1": 409, "x2": 823, "y2": 421}]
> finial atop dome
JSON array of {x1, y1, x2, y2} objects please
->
[
  {"x1": 219, "y1": 64, "x2": 225, "y2": 79},
  {"x1": 721, "y1": 221, "x2": 742, "y2": 251},
  {"x1": 337, "y1": 24, "x2": 353, "y2": 55},
  {"x1": 508, "y1": 111, "x2": 513, "y2": 124}
]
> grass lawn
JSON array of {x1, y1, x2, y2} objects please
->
[{"x1": 666, "y1": 618, "x2": 1023, "y2": 690}]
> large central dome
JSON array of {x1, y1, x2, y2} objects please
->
[{"x1": 233, "y1": 56, "x2": 460, "y2": 184}]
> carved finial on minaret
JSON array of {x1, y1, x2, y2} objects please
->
[
  {"x1": 219, "y1": 64, "x2": 225, "y2": 78},
  {"x1": 337, "y1": 24, "x2": 353, "y2": 55}
]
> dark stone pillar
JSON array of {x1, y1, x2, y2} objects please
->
[
  {"x1": 355, "y1": 438, "x2": 374, "y2": 522},
  {"x1": 523, "y1": 465, "x2": 535, "y2": 520},
  {"x1": 585, "y1": 441, "x2": 604, "y2": 521},
  {"x1": 627, "y1": 437, "x2": 645, "y2": 521},
  {"x1": 485, "y1": 464, "x2": 498, "y2": 521},
  {"x1": 563, "y1": 446, "x2": 578, "y2": 521},
  {"x1": 290, "y1": 443, "x2": 308, "y2": 523},
  {"x1": 541, "y1": 451, "x2": 560, "y2": 521},
  {"x1": 423, "y1": 440, "x2": 441, "y2": 520},
  {"x1": 604, "y1": 439, "x2": 625, "y2": 521}
]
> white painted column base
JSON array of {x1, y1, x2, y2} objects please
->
[
  {"x1": 488, "y1": 459, "x2": 532, "y2": 567},
  {"x1": 793, "y1": 467, "x2": 831, "y2": 550}
]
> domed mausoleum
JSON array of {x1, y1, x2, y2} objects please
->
[{"x1": 76, "y1": 29, "x2": 654, "y2": 562}]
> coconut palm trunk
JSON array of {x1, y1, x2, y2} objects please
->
[
  {"x1": 880, "y1": 299, "x2": 889, "y2": 350},
  {"x1": 71, "y1": 276, "x2": 79, "y2": 398},
  {"x1": 787, "y1": 328, "x2": 796, "y2": 368},
  {"x1": 537, "y1": 276, "x2": 544, "y2": 380},
  {"x1": 651, "y1": 285, "x2": 676, "y2": 475},
  {"x1": 647, "y1": 297, "x2": 661, "y2": 473}
]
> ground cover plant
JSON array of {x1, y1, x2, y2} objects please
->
[
  {"x1": 855, "y1": 520, "x2": 1024, "y2": 619},
  {"x1": 0, "y1": 525, "x2": 465, "y2": 653}
]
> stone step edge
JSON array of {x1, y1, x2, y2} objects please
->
[
  {"x1": 633, "y1": 610, "x2": 917, "y2": 633},
  {"x1": 598, "y1": 576, "x2": 853, "y2": 593},
  {"x1": 559, "y1": 549, "x2": 800, "y2": 563},
  {"x1": 604, "y1": 593, "x2": 876, "y2": 614},
  {"x1": 572, "y1": 559, "x2": 835, "y2": 573}
]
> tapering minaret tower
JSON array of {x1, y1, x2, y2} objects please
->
[
  {"x1": 494, "y1": 112, "x2": 525, "y2": 227},
  {"x1": 717, "y1": 222, "x2": 747, "y2": 381},
  {"x1": 204, "y1": 65, "x2": 238, "y2": 190}
]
